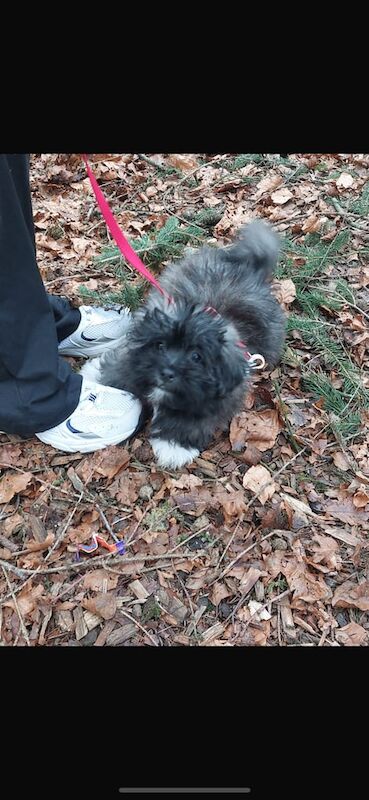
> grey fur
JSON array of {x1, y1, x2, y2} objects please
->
[{"x1": 93, "y1": 220, "x2": 286, "y2": 464}]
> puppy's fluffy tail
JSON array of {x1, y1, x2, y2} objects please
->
[{"x1": 226, "y1": 220, "x2": 280, "y2": 279}]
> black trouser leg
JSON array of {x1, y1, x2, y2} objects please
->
[
  {"x1": 48, "y1": 295, "x2": 82, "y2": 342},
  {"x1": 0, "y1": 154, "x2": 82, "y2": 436}
]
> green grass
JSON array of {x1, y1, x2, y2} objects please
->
[{"x1": 279, "y1": 229, "x2": 368, "y2": 439}]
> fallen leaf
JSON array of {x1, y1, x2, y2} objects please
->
[
  {"x1": 26, "y1": 533, "x2": 54, "y2": 552},
  {"x1": 83, "y1": 592, "x2": 117, "y2": 620},
  {"x1": 216, "y1": 489, "x2": 247, "y2": 522},
  {"x1": 170, "y1": 474, "x2": 203, "y2": 490},
  {"x1": 271, "y1": 187, "x2": 294, "y2": 205},
  {"x1": 210, "y1": 582, "x2": 232, "y2": 606},
  {"x1": 248, "y1": 600, "x2": 272, "y2": 621},
  {"x1": 83, "y1": 569, "x2": 118, "y2": 592},
  {"x1": 301, "y1": 214, "x2": 322, "y2": 234},
  {"x1": 239, "y1": 566, "x2": 266, "y2": 593},
  {"x1": 325, "y1": 498, "x2": 369, "y2": 527},
  {"x1": 230, "y1": 409, "x2": 283, "y2": 452},
  {"x1": 335, "y1": 622, "x2": 367, "y2": 646},
  {"x1": 0, "y1": 471, "x2": 32, "y2": 504},
  {"x1": 4, "y1": 583, "x2": 45, "y2": 617},
  {"x1": 186, "y1": 568, "x2": 214, "y2": 592},
  {"x1": 77, "y1": 448, "x2": 130, "y2": 483},
  {"x1": 167, "y1": 154, "x2": 198, "y2": 171},
  {"x1": 332, "y1": 580, "x2": 369, "y2": 610},
  {"x1": 243, "y1": 465, "x2": 276, "y2": 505},
  {"x1": 332, "y1": 451, "x2": 351, "y2": 471},
  {"x1": 272, "y1": 278, "x2": 296, "y2": 307},
  {"x1": 280, "y1": 493, "x2": 323, "y2": 520},
  {"x1": 286, "y1": 561, "x2": 332, "y2": 603},
  {"x1": 254, "y1": 173, "x2": 283, "y2": 200},
  {"x1": 353, "y1": 489, "x2": 369, "y2": 508},
  {"x1": 308, "y1": 532, "x2": 341, "y2": 571},
  {"x1": 156, "y1": 587, "x2": 189, "y2": 622},
  {"x1": 336, "y1": 173, "x2": 354, "y2": 189},
  {"x1": 2, "y1": 512, "x2": 24, "y2": 537},
  {"x1": 322, "y1": 526, "x2": 361, "y2": 546}
]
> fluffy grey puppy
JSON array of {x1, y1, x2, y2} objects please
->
[{"x1": 81, "y1": 220, "x2": 285, "y2": 469}]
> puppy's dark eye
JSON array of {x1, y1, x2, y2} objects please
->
[
  {"x1": 191, "y1": 351, "x2": 201, "y2": 362},
  {"x1": 157, "y1": 342, "x2": 166, "y2": 352}
]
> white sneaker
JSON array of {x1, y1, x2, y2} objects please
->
[
  {"x1": 35, "y1": 379, "x2": 141, "y2": 453},
  {"x1": 58, "y1": 304, "x2": 132, "y2": 358}
]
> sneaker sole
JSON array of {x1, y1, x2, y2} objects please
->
[{"x1": 35, "y1": 420, "x2": 139, "y2": 453}]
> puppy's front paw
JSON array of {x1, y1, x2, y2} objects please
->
[
  {"x1": 79, "y1": 356, "x2": 103, "y2": 383},
  {"x1": 150, "y1": 438, "x2": 199, "y2": 470}
]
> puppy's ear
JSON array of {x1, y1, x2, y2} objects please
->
[{"x1": 152, "y1": 307, "x2": 169, "y2": 325}]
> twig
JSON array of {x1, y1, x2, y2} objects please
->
[
  {"x1": 216, "y1": 516, "x2": 245, "y2": 569},
  {"x1": 0, "y1": 549, "x2": 203, "y2": 586},
  {"x1": 1, "y1": 566, "x2": 31, "y2": 646},
  {"x1": 118, "y1": 608, "x2": 159, "y2": 646},
  {"x1": 208, "y1": 530, "x2": 276, "y2": 587},
  {"x1": 95, "y1": 503, "x2": 118, "y2": 543},
  {"x1": 0, "y1": 494, "x2": 84, "y2": 604}
]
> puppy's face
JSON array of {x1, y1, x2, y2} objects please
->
[{"x1": 130, "y1": 304, "x2": 248, "y2": 413}]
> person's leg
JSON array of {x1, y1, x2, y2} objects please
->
[
  {"x1": 0, "y1": 154, "x2": 82, "y2": 436},
  {"x1": 0, "y1": 154, "x2": 142, "y2": 451}
]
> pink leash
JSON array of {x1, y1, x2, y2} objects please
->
[
  {"x1": 82, "y1": 154, "x2": 171, "y2": 302},
  {"x1": 81, "y1": 156, "x2": 265, "y2": 371}
]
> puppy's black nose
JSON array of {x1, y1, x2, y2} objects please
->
[{"x1": 162, "y1": 367, "x2": 175, "y2": 381}]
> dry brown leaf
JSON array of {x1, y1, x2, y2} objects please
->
[
  {"x1": 239, "y1": 567, "x2": 266, "y2": 594},
  {"x1": 335, "y1": 622, "x2": 367, "y2": 646},
  {"x1": 0, "y1": 471, "x2": 33, "y2": 504},
  {"x1": 186, "y1": 567, "x2": 213, "y2": 592},
  {"x1": 325, "y1": 498, "x2": 369, "y2": 527},
  {"x1": 170, "y1": 474, "x2": 203, "y2": 490},
  {"x1": 280, "y1": 493, "x2": 323, "y2": 520},
  {"x1": 210, "y1": 582, "x2": 232, "y2": 606},
  {"x1": 2, "y1": 512, "x2": 24, "y2": 537},
  {"x1": 167, "y1": 154, "x2": 198, "y2": 171},
  {"x1": 156, "y1": 587, "x2": 188, "y2": 622},
  {"x1": 286, "y1": 562, "x2": 332, "y2": 603},
  {"x1": 242, "y1": 465, "x2": 276, "y2": 505},
  {"x1": 254, "y1": 173, "x2": 283, "y2": 200},
  {"x1": 108, "y1": 473, "x2": 147, "y2": 505},
  {"x1": 353, "y1": 489, "x2": 369, "y2": 508},
  {"x1": 332, "y1": 451, "x2": 351, "y2": 472},
  {"x1": 322, "y1": 526, "x2": 361, "y2": 546},
  {"x1": 26, "y1": 533, "x2": 54, "y2": 552},
  {"x1": 272, "y1": 278, "x2": 296, "y2": 307},
  {"x1": 308, "y1": 532, "x2": 341, "y2": 571},
  {"x1": 4, "y1": 583, "x2": 45, "y2": 617},
  {"x1": 230, "y1": 409, "x2": 283, "y2": 452},
  {"x1": 0, "y1": 445, "x2": 23, "y2": 467},
  {"x1": 336, "y1": 173, "x2": 354, "y2": 189},
  {"x1": 83, "y1": 592, "x2": 117, "y2": 621},
  {"x1": 301, "y1": 214, "x2": 322, "y2": 234},
  {"x1": 271, "y1": 187, "x2": 294, "y2": 205},
  {"x1": 76, "y1": 448, "x2": 130, "y2": 483},
  {"x1": 216, "y1": 489, "x2": 247, "y2": 522},
  {"x1": 332, "y1": 580, "x2": 369, "y2": 610},
  {"x1": 83, "y1": 569, "x2": 118, "y2": 592}
]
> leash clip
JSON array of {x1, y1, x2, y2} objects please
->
[{"x1": 247, "y1": 353, "x2": 266, "y2": 370}]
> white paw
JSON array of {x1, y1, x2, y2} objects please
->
[
  {"x1": 79, "y1": 356, "x2": 103, "y2": 383},
  {"x1": 150, "y1": 438, "x2": 199, "y2": 469}
]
